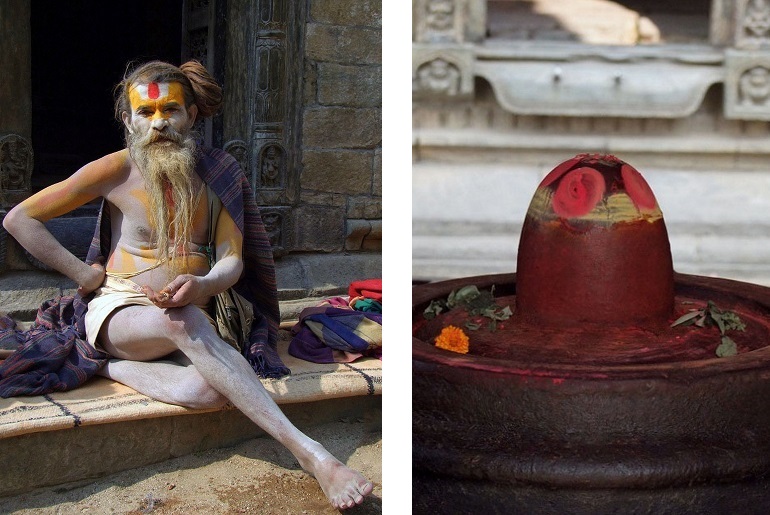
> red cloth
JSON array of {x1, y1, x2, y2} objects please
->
[{"x1": 349, "y1": 279, "x2": 382, "y2": 302}]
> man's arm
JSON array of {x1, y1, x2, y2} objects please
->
[{"x1": 3, "y1": 152, "x2": 126, "y2": 294}]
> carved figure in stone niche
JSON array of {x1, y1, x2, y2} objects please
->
[
  {"x1": 224, "y1": 141, "x2": 250, "y2": 182},
  {"x1": 426, "y1": 0, "x2": 455, "y2": 32},
  {"x1": 262, "y1": 211, "x2": 282, "y2": 247},
  {"x1": 1, "y1": 60, "x2": 373, "y2": 511},
  {"x1": 0, "y1": 136, "x2": 32, "y2": 191},
  {"x1": 739, "y1": 66, "x2": 770, "y2": 105},
  {"x1": 744, "y1": 0, "x2": 770, "y2": 39},
  {"x1": 260, "y1": 144, "x2": 283, "y2": 188},
  {"x1": 415, "y1": 58, "x2": 461, "y2": 95}
]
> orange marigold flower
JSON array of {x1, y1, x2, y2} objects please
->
[{"x1": 435, "y1": 325, "x2": 470, "y2": 354}]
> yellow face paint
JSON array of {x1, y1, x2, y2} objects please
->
[{"x1": 128, "y1": 82, "x2": 186, "y2": 121}]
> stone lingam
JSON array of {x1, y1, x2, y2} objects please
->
[{"x1": 412, "y1": 154, "x2": 770, "y2": 514}]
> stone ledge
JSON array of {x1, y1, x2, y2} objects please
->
[{"x1": 0, "y1": 396, "x2": 381, "y2": 498}]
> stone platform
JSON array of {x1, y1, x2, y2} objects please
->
[
  {"x1": 0, "y1": 252, "x2": 382, "y2": 498},
  {"x1": 0, "y1": 335, "x2": 382, "y2": 497}
]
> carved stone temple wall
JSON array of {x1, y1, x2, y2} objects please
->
[{"x1": 413, "y1": 0, "x2": 770, "y2": 287}]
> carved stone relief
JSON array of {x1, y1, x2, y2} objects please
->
[
  {"x1": 738, "y1": 0, "x2": 770, "y2": 48},
  {"x1": 725, "y1": 50, "x2": 770, "y2": 120},
  {"x1": 414, "y1": 0, "x2": 461, "y2": 43},
  {"x1": 259, "y1": 143, "x2": 285, "y2": 189},
  {"x1": 0, "y1": 134, "x2": 33, "y2": 208},
  {"x1": 223, "y1": 139, "x2": 250, "y2": 182},
  {"x1": 413, "y1": 0, "x2": 486, "y2": 44},
  {"x1": 412, "y1": 45, "x2": 474, "y2": 100},
  {"x1": 259, "y1": 206, "x2": 290, "y2": 257}
]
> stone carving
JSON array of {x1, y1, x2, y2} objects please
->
[
  {"x1": 739, "y1": 66, "x2": 770, "y2": 105},
  {"x1": 254, "y1": 41, "x2": 286, "y2": 125},
  {"x1": 741, "y1": 0, "x2": 770, "y2": 47},
  {"x1": 414, "y1": 58, "x2": 461, "y2": 96},
  {"x1": 425, "y1": 0, "x2": 455, "y2": 34},
  {"x1": 414, "y1": 0, "x2": 486, "y2": 43},
  {"x1": 412, "y1": 46, "x2": 474, "y2": 99},
  {"x1": 224, "y1": 140, "x2": 250, "y2": 183},
  {"x1": 259, "y1": 143, "x2": 285, "y2": 188},
  {"x1": 262, "y1": 210, "x2": 283, "y2": 247},
  {"x1": 259, "y1": 206, "x2": 289, "y2": 256},
  {"x1": 725, "y1": 50, "x2": 770, "y2": 120},
  {"x1": 0, "y1": 134, "x2": 33, "y2": 199}
]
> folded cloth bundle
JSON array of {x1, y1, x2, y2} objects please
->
[
  {"x1": 349, "y1": 279, "x2": 382, "y2": 302},
  {"x1": 289, "y1": 306, "x2": 382, "y2": 364}
]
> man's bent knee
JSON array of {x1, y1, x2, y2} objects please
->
[{"x1": 172, "y1": 373, "x2": 227, "y2": 409}]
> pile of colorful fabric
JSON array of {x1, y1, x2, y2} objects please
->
[{"x1": 288, "y1": 279, "x2": 382, "y2": 364}]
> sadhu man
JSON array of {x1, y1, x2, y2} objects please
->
[{"x1": 2, "y1": 60, "x2": 373, "y2": 510}]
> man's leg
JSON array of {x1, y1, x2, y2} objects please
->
[
  {"x1": 97, "y1": 304, "x2": 373, "y2": 510},
  {"x1": 97, "y1": 351, "x2": 228, "y2": 409}
]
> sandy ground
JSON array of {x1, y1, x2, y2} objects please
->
[{"x1": 0, "y1": 418, "x2": 382, "y2": 514}]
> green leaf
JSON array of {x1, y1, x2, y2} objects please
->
[
  {"x1": 716, "y1": 336, "x2": 738, "y2": 357},
  {"x1": 711, "y1": 312, "x2": 726, "y2": 335},
  {"x1": 452, "y1": 285, "x2": 480, "y2": 305},
  {"x1": 423, "y1": 300, "x2": 446, "y2": 320},
  {"x1": 465, "y1": 322, "x2": 482, "y2": 331},
  {"x1": 721, "y1": 312, "x2": 746, "y2": 332},
  {"x1": 672, "y1": 310, "x2": 702, "y2": 328}
]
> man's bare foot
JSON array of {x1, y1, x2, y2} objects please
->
[{"x1": 298, "y1": 442, "x2": 374, "y2": 509}]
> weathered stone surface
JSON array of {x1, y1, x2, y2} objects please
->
[
  {"x1": 302, "y1": 150, "x2": 372, "y2": 194},
  {"x1": 0, "y1": 397, "x2": 380, "y2": 497},
  {"x1": 345, "y1": 219, "x2": 382, "y2": 251},
  {"x1": 317, "y1": 63, "x2": 381, "y2": 107},
  {"x1": 299, "y1": 190, "x2": 347, "y2": 207},
  {"x1": 292, "y1": 205, "x2": 345, "y2": 252},
  {"x1": 303, "y1": 61, "x2": 318, "y2": 105},
  {"x1": 347, "y1": 196, "x2": 382, "y2": 219},
  {"x1": 310, "y1": 0, "x2": 382, "y2": 27},
  {"x1": 306, "y1": 24, "x2": 381, "y2": 65},
  {"x1": 372, "y1": 148, "x2": 382, "y2": 196},
  {"x1": 0, "y1": 0, "x2": 31, "y2": 137},
  {"x1": 0, "y1": 270, "x2": 77, "y2": 320},
  {"x1": 303, "y1": 108, "x2": 381, "y2": 149},
  {"x1": 299, "y1": 252, "x2": 382, "y2": 297}
]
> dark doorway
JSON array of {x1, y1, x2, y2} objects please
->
[{"x1": 30, "y1": 1, "x2": 183, "y2": 192}]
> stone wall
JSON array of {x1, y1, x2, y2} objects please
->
[
  {"x1": 413, "y1": 0, "x2": 770, "y2": 287},
  {"x1": 299, "y1": 0, "x2": 382, "y2": 253}
]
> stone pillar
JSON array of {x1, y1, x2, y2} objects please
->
[
  {"x1": 0, "y1": 0, "x2": 33, "y2": 272},
  {"x1": 412, "y1": 0, "x2": 483, "y2": 101}
]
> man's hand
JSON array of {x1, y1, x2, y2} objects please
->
[
  {"x1": 77, "y1": 261, "x2": 106, "y2": 297},
  {"x1": 143, "y1": 274, "x2": 206, "y2": 308}
]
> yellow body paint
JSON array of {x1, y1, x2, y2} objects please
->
[{"x1": 127, "y1": 82, "x2": 186, "y2": 122}]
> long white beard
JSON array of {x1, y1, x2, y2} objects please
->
[{"x1": 127, "y1": 127, "x2": 199, "y2": 277}]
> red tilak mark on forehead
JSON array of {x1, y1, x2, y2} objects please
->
[{"x1": 148, "y1": 82, "x2": 160, "y2": 99}]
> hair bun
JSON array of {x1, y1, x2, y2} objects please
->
[{"x1": 180, "y1": 60, "x2": 223, "y2": 118}]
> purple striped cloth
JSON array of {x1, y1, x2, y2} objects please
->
[{"x1": 0, "y1": 296, "x2": 108, "y2": 397}]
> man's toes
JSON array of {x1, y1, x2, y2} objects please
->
[{"x1": 360, "y1": 480, "x2": 374, "y2": 496}]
